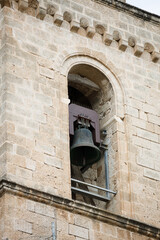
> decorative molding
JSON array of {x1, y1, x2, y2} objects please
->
[
  {"x1": 101, "y1": 115, "x2": 123, "y2": 130},
  {"x1": 95, "y1": 0, "x2": 160, "y2": 24},
  {"x1": 0, "y1": 179, "x2": 160, "y2": 239},
  {"x1": 0, "y1": 2, "x2": 160, "y2": 64}
]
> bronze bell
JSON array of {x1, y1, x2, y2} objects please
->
[{"x1": 70, "y1": 128, "x2": 101, "y2": 167}]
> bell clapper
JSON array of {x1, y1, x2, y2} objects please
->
[{"x1": 83, "y1": 155, "x2": 86, "y2": 167}]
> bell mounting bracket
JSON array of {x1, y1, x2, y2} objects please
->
[
  {"x1": 69, "y1": 103, "x2": 100, "y2": 144},
  {"x1": 77, "y1": 115, "x2": 91, "y2": 128}
]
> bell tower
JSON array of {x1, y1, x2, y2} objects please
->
[{"x1": 0, "y1": 0, "x2": 160, "y2": 239}]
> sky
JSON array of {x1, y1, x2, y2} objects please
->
[{"x1": 127, "y1": 0, "x2": 160, "y2": 16}]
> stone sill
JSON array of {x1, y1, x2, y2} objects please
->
[
  {"x1": 94, "y1": 0, "x2": 160, "y2": 25},
  {"x1": 0, "y1": 179, "x2": 160, "y2": 239}
]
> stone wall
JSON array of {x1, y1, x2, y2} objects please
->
[
  {"x1": 0, "y1": 189, "x2": 158, "y2": 239},
  {"x1": 0, "y1": 0, "x2": 160, "y2": 238}
]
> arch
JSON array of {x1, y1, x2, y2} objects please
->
[
  {"x1": 59, "y1": 53, "x2": 126, "y2": 120},
  {"x1": 59, "y1": 52, "x2": 127, "y2": 208}
]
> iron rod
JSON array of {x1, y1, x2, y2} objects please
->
[
  {"x1": 71, "y1": 178, "x2": 116, "y2": 194},
  {"x1": 71, "y1": 187, "x2": 110, "y2": 201},
  {"x1": 52, "y1": 222, "x2": 56, "y2": 240},
  {"x1": 104, "y1": 149, "x2": 110, "y2": 199}
]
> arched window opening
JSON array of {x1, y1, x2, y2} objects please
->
[
  {"x1": 68, "y1": 64, "x2": 117, "y2": 209},
  {"x1": 68, "y1": 86, "x2": 92, "y2": 109}
]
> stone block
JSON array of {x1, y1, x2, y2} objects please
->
[
  {"x1": 47, "y1": 5, "x2": 56, "y2": 16},
  {"x1": 26, "y1": 159, "x2": 36, "y2": 171},
  {"x1": 25, "y1": 7, "x2": 37, "y2": 17},
  {"x1": 70, "y1": 20, "x2": 80, "y2": 32},
  {"x1": 63, "y1": 11, "x2": 72, "y2": 23},
  {"x1": 80, "y1": 17, "x2": 89, "y2": 29},
  {"x1": 103, "y1": 32, "x2": 112, "y2": 46},
  {"x1": 77, "y1": 27, "x2": 86, "y2": 37},
  {"x1": 113, "y1": 30, "x2": 121, "y2": 41},
  {"x1": 85, "y1": 8, "x2": 101, "y2": 20},
  {"x1": 15, "y1": 219, "x2": 32, "y2": 234},
  {"x1": 71, "y1": 2, "x2": 83, "y2": 13},
  {"x1": 75, "y1": 215, "x2": 90, "y2": 228},
  {"x1": 69, "y1": 224, "x2": 89, "y2": 239},
  {"x1": 155, "y1": 160, "x2": 160, "y2": 172},
  {"x1": 133, "y1": 136, "x2": 150, "y2": 149},
  {"x1": 44, "y1": 155, "x2": 62, "y2": 169},
  {"x1": 53, "y1": 13, "x2": 63, "y2": 26},
  {"x1": 86, "y1": 26, "x2": 95, "y2": 38},
  {"x1": 18, "y1": 0, "x2": 28, "y2": 11},
  {"x1": 57, "y1": 219, "x2": 68, "y2": 233},
  {"x1": 35, "y1": 93, "x2": 52, "y2": 106},
  {"x1": 76, "y1": 238, "x2": 86, "y2": 240},
  {"x1": 137, "y1": 148, "x2": 154, "y2": 169},
  {"x1": 142, "y1": 103, "x2": 157, "y2": 115},
  {"x1": 148, "y1": 114, "x2": 160, "y2": 125},
  {"x1": 136, "y1": 128, "x2": 158, "y2": 143},
  {"x1": 16, "y1": 167, "x2": 33, "y2": 180},
  {"x1": 151, "y1": 51, "x2": 160, "y2": 63},
  {"x1": 34, "y1": 202, "x2": 55, "y2": 218},
  {"x1": 61, "y1": 20, "x2": 70, "y2": 30},
  {"x1": 36, "y1": 141, "x2": 55, "y2": 156},
  {"x1": 155, "y1": 125, "x2": 160, "y2": 135},
  {"x1": 144, "y1": 168, "x2": 160, "y2": 181},
  {"x1": 33, "y1": 112, "x2": 46, "y2": 123},
  {"x1": 132, "y1": 117, "x2": 146, "y2": 129},
  {"x1": 44, "y1": 14, "x2": 54, "y2": 24},
  {"x1": 16, "y1": 126, "x2": 33, "y2": 139},
  {"x1": 36, "y1": 7, "x2": 46, "y2": 20},
  {"x1": 26, "y1": 199, "x2": 35, "y2": 212},
  {"x1": 5, "y1": 92, "x2": 23, "y2": 105},
  {"x1": 26, "y1": 120, "x2": 39, "y2": 131},
  {"x1": 118, "y1": 39, "x2": 128, "y2": 51},
  {"x1": 16, "y1": 145, "x2": 29, "y2": 156},
  {"x1": 39, "y1": 66, "x2": 54, "y2": 79},
  {"x1": 95, "y1": 24, "x2": 106, "y2": 35},
  {"x1": 144, "y1": 42, "x2": 154, "y2": 53},
  {"x1": 126, "y1": 106, "x2": 138, "y2": 117},
  {"x1": 134, "y1": 45, "x2": 143, "y2": 57},
  {"x1": 128, "y1": 36, "x2": 136, "y2": 47}
]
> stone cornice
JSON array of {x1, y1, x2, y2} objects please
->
[
  {"x1": 94, "y1": 0, "x2": 160, "y2": 25},
  {"x1": 0, "y1": 179, "x2": 160, "y2": 239},
  {"x1": 1, "y1": 4, "x2": 160, "y2": 64}
]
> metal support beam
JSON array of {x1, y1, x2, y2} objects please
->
[{"x1": 71, "y1": 178, "x2": 116, "y2": 202}]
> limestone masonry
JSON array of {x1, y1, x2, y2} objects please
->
[{"x1": 0, "y1": 0, "x2": 160, "y2": 239}]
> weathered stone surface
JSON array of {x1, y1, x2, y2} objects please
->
[
  {"x1": 134, "y1": 45, "x2": 143, "y2": 57},
  {"x1": 47, "y1": 5, "x2": 56, "y2": 16},
  {"x1": 36, "y1": 7, "x2": 46, "y2": 19},
  {"x1": 128, "y1": 36, "x2": 136, "y2": 47},
  {"x1": 53, "y1": 13, "x2": 63, "y2": 26},
  {"x1": 70, "y1": 20, "x2": 80, "y2": 32},
  {"x1": 0, "y1": 0, "x2": 160, "y2": 238},
  {"x1": 103, "y1": 32, "x2": 112, "y2": 46},
  {"x1": 18, "y1": 0, "x2": 28, "y2": 11},
  {"x1": 151, "y1": 51, "x2": 160, "y2": 63},
  {"x1": 144, "y1": 42, "x2": 154, "y2": 53},
  {"x1": 80, "y1": 17, "x2": 89, "y2": 29},
  {"x1": 69, "y1": 224, "x2": 89, "y2": 239},
  {"x1": 86, "y1": 26, "x2": 95, "y2": 38},
  {"x1": 95, "y1": 24, "x2": 106, "y2": 35},
  {"x1": 113, "y1": 30, "x2": 121, "y2": 41},
  {"x1": 118, "y1": 39, "x2": 128, "y2": 51},
  {"x1": 28, "y1": 0, "x2": 38, "y2": 9},
  {"x1": 63, "y1": 11, "x2": 72, "y2": 23}
]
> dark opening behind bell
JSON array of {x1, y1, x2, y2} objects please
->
[{"x1": 70, "y1": 128, "x2": 101, "y2": 167}]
